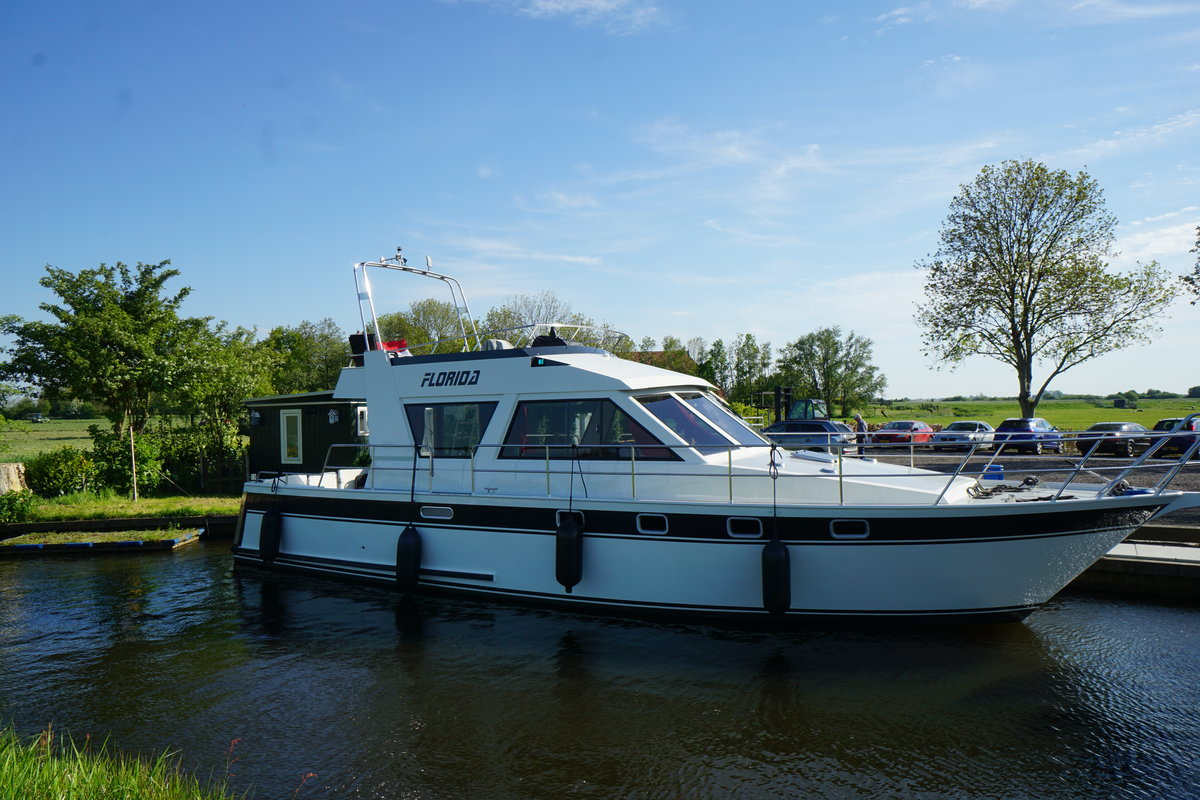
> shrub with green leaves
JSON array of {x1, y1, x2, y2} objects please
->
[
  {"x1": 88, "y1": 426, "x2": 165, "y2": 495},
  {"x1": 23, "y1": 447, "x2": 99, "y2": 497},
  {"x1": 0, "y1": 489, "x2": 37, "y2": 523}
]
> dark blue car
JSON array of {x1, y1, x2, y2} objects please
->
[{"x1": 993, "y1": 417, "x2": 1063, "y2": 454}]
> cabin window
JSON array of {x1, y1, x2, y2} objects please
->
[
  {"x1": 280, "y1": 409, "x2": 303, "y2": 464},
  {"x1": 405, "y1": 402, "x2": 498, "y2": 459},
  {"x1": 500, "y1": 399, "x2": 678, "y2": 460}
]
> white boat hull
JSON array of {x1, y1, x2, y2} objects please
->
[{"x1": 232, "y1": 486, "x2": 1172, "y2": 622}]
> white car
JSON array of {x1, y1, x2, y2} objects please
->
[{"x1": 930, "y1": 420, "x2": 994, "y2": 451}]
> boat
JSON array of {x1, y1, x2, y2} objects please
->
[{"x1": 233, "y1": 251, "x2": 1200, "y2": 623}]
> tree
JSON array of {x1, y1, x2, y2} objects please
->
[
  {"x1": 0, "y1": 260, "x2": 209, "y2": 438},
  {"x1": 1188, "y1": 386, "x2": 1200, "y2": 399},
  {"x1": 480, "y1": 290, "x2": 591, "y2": 334},
  {"x1": 177, "y1": 323, "x2": 277, "y2": 453},
  {"x1": 915, "y1": 160, "x2": 1178, "y2": 417},
  {"x1": 1184, "y1": 226, "x2": 1199, "y2": 305},
  {"x1": 698, "y1": 339, "x2": 731, "y2": 391},
  {"x1": 376, "y1": 298, "x2": 467, "y2": 354},
  {"x1": 728, "y1": 334, "x2": 772, "y2": 403},
  {"x1": 776, "y1": 327, "x2": 887, "y2": 417},
  {"x1": 259, "y1": 318, "x2": 347, "y2": 394}
]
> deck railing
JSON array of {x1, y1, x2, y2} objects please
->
[{"x1": 279, "y1": 414, "x2": 1200, "y2": 508}]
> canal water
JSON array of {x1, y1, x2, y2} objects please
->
[{"x1": 1, "y1": 542, "x2": 1197, "y2": 799}]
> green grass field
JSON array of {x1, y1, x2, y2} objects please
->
[
  {"x1": 1, "y1": 418, "x2": 98, "y2": 461},
  {"x1": 857, "y1": 398, "x2": 1200, "y2": 430}
]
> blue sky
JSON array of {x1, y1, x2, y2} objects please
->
[{"x1": 2, "y1": 0, "x2": 1198, "y2": 399}]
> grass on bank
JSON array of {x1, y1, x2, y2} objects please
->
[
  {"x1": 0, "y1": 725, "x2": 239, "y2": 800},
  {"x1": 28, "y1": 490, "x2": 241, "y2": 522},
  {"x1": 0, "y1": 528, "x2": 199, "y2": 547}
]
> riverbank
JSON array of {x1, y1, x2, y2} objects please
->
[{"x1": 0, "y1": 725, "x2": 235, "y2": 800}]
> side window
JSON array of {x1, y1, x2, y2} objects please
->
[
  {"x1": 501, "y1": 399, "x2": 678, "y2": 460},
  {"x1": 404, "y1": 402, "x2": 497, "y2": 459},
  {"x1": 280, "y1": 409, "x2": 303, "y2": 464}
]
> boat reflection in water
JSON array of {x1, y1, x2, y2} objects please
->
[{"x1": 232, "y1": 566, "x2": 1199, "y2": 799}]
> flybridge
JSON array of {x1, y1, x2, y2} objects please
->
[{"x1": 351, "y1": 247, "x2": 630, "y2": 356}]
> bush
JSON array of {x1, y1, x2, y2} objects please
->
[
  {"x1": 0, "y1": 489, "x2": 37, "y2": 523},
  {"x1": 88, "y1": 426, "x2": 165, "y2": 495},
  {"x1": 23, "y1": 447, "x2": 99, "y2": 497}
]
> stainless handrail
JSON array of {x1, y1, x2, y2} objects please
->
[{"x1": 302, "y1": 427, "x2": 1198, "y2": 508}]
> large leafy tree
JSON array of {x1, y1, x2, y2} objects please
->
[
  {"x1": 1, "y1": 261, "x2": 209, "y2": 437},
  {"x1": 915, "y1": 160, "x2": 1178, "y2": 417},
  {"x1": 259, "y1": 317, "x2": 348, "y2": 394},
  {"x1": 776, "y1": 327, "x2": 886, "y2": 417},
  {"x1": 176, "y1": 323, "x2": 277, "y2": 453}
]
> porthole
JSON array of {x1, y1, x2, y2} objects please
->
[
  {"x1": 726, "y1": 517, "x2": 763, "y2": 539},
  {"x1": 420, "y1": 506, "x2": 454, "y2": 520},
  {"x1": 830, "y1": 519, "x2": 870, "y2": 539},
  {"x1": 636, "y1": 514, "x2": 669, "y2": 534}
]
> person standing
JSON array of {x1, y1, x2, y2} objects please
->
[{"x1": 853, "y1": 413, "x2": 868, "y2": 446}]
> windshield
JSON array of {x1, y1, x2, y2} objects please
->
[
  {"x1": 880, "y1": 421, "x2": 911, "y2": 430},
  {"x1": 996, "y1": 420, "x2": 1031, "y2": 430},
  {"x1": 944, "y1": 422, "x2": 976, "y2": 431},
  {"x1": 681, "y1": 393, "x2": 767, "y2": 446},
  {"x1": 636, "y1": 394, "x2": 733, "y2": 454}
]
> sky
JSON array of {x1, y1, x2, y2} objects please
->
[{"x1": 2, "y1": 0, "x2": 1198, "y2": 400}]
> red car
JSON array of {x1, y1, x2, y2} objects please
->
[{"x1": 866, "y1": 420, "x2": 934, "y2": 450}]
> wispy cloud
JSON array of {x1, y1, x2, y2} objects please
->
[
  {"x1": 873, "y1": 3, "x2": 935, "y2": 29},
  {"x1": 1068, "y1": 0, "x2": 1200, "y2": 22},
  {"x1": 445, "y1": 0, "x2": 664, "y2": 34},
  {"x1": 1059, "y1": 108, "x2": 1200, "y2": 160},
  {"x1": 634, "y1": 117, "x2": 762, "y2": 166},
  {"x1": 1114, "y1": 218, "x2": 1199, "y2": 266},
  {"x1": 530, "y1": 190, "x2": 600, "y2": 210},
  {"x1": 1128, "y1": 205, "x2": 1199, "y2": 225}
]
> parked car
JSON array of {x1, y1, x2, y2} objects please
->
[
  {"x1": 1077, "y1": 422, "x2": 1151, "y2": 457},
  {"x1": 866, "y1": 420, "x2": 934, "y2": 450},
  {"x1": 929, "y1": 420, "x2": 994, "y2": 451},
  {"x1": 761, "y1": 419, "x2": 854, "y2": 452},
  {"x1": 1150, "y1": 417, "x2": 1200, "y2": 457},
  {"x1": 993, "y1": 417, "x2": 1063, "y2": 454}
]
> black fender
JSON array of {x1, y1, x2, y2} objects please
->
[
  {"x1": 761, "y1": 538, "x2": 791, "y2": 615},
  {"x1": 555, "y1": 515, "x2": 583, "y2": 593},
  {"x1": 396, "y1": 524, "x2": 422, "y2": 591},
  {"x1": 258, "y1": 505, "x2": 282, "y2": 565}
]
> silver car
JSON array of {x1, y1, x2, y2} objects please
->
[{"x1": 930, "y1": 420, "x2": 994, "y2": 451}]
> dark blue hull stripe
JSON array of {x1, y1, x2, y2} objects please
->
[{"x1": 238, "y1": 498, "x2": 1156, "y2": 547}]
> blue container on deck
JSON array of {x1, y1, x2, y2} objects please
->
[{"x1": 983, "y1": 464, "x2": 1004, "y2": 480}]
